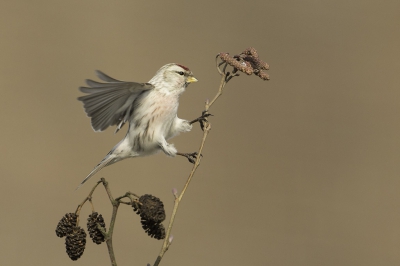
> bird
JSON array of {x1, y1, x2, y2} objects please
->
[{"x1": 76, "y1": 63, "x2": 198, "y2": 189}]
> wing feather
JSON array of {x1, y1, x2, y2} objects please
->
[
  {"x1": 78, "y1": 71, "x2": 154, "y2": 132},
  {"x1": 95, "y1": 70, "x2": 123, "y2": 83}
]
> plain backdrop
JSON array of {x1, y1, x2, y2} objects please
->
[{"x1": 1, "y1": 1, "x2": 400, "y2": 265}]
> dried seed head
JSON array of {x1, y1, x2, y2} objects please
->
[
  {"x1": 219, "y1": 53, "x2": 254, "y2": 75},
  {"x1": 219, "y1": 47, "x2": 270, "y2": 81},
  {"x1": 243, "y1": 56, "x2": 269, "y2": 70},
  {"x1": 56, "y1": 213, "x2": 78, "y2": 238},
  {"x1": 65, "y1": 226, "x2": 86, "y2": 261},
  {"x1": 133, "y1": 194, "x2": 166, "y2": 223},
  {"x1": 87, "y1": 212, "x2": 106, "y2": 245},
  {"x1": 141, "y1": 219, "x2": 166, "y2": 240},
  {"x1": 256, "y1": 70, "x2": 270, "y2": 81},
  {"x1": 132, "y1": 194, "x2": 166, "y2": 239},
  {"x1": 243, "y1": 47, "x2": 258, "y2": 57}
]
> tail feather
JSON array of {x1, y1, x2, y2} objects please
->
[{"x1": 75, "y1": 155, "x2": 115, "y2": 190}]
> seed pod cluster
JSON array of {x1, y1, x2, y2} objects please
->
[
  {"x1": 56, "y1": 213, "x2": 87, "y2": 261},
  {"x1": 65, "y1": 226, "x2": 87, "y2": 261},
  {"x1": 141, "y1": 219, "x2": 166, "y2": 240},
  {"x1": 133, "y1": 194, "x2": 166, "y2": 240},
  {"x1": 219, "y1": 47, "x2": 270, "y2": 80},
  {"x1": 219, "y1": 52, "x2": 254, "y2": 75},
  {"x1": 87, "y1": 212, "x2": 106, "y2": 244},
  {"x1": 55, "y1": 213, "x2": 78, "y2": 238}
]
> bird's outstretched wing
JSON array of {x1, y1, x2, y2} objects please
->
[{"x1": 78, "y1": 70, "x2": 154, "y2": 133}]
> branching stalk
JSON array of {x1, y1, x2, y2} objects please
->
[{"x1": 101, "y1": 178, "x2": 119, "y2": 266}]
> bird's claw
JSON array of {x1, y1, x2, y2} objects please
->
[
  {"x1": 178, "y1": 152, "x2": 202, "y2": 164},
  {"x1": 190, "y1": 111, "x2": 213, "y2": 130}
]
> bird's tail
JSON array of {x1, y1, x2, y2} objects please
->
[{"x1": 75, "y1": 154, "x2": 116, "y2": 190}]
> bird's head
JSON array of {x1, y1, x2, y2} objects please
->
[{"x1": 150, "y1": 63, "x2": 198, "y2": 93}]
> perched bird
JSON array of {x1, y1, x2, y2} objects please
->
[{"x1": 77, "y1": 63, "x2": 198, "y2": 189}]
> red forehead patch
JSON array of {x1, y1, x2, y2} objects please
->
[{"x1": 176, "y1": 64, "x2": 190, "y2": 71}]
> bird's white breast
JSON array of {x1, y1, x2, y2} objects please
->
[{"x1": 124, "y1": 90, "x2": 179, "y2": 156}]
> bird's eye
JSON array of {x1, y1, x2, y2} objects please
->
[{"x1": 177, "y1": 71, "x2": 184, "y2": 76}]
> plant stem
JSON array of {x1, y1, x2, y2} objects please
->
[
  {"x1": 75, "y1": 180, "x2": 102, "y2": 225},
  {"x1": 105, "y1": 203, "x2": 119, "y2": 266},
  {"x1": 101, "y1": 178, "x2": 119, "y2": 266}
]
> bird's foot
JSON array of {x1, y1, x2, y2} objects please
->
[
  {"x1": 177, "y1": 152, "x2": 202, "y2": 164},
  {"x1": 190, "y1": 111, "x2": 213, "y2": 130}
]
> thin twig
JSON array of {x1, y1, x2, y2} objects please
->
[
  {"x1": 81, "y1": 180, "x2": 142, "y2": 266},
  {"x1": 75, "y1": 180, "x2": 102, "y2": 225},
  {"x1": 101, "y1": 178, "x2": 119, "y2": 266}
]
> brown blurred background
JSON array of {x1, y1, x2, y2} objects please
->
[{"x1": 1, "y1": 1, "x2": 399, "y2": 265}]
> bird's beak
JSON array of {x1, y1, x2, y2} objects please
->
[{"x1": 186, "y1": 76, "x2": 198, "y2": 83}]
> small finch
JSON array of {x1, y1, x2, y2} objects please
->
[{"x1": 76, "y1": 64, "x2": 198, "y2": 189}]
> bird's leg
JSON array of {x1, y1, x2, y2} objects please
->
[
  {"x1": 177, "y1": 152, "x2": 202, "y2": 164},
  {"x1": 190, "y1": 111, "x2": 213, "y2": 130},
  {"x1": 158, "y1": 140, "x2": 178, "y2": 157}
]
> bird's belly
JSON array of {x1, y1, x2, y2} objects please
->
[{"x1": 127, "y1": 93, "x2": 178, "y2": 154}]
